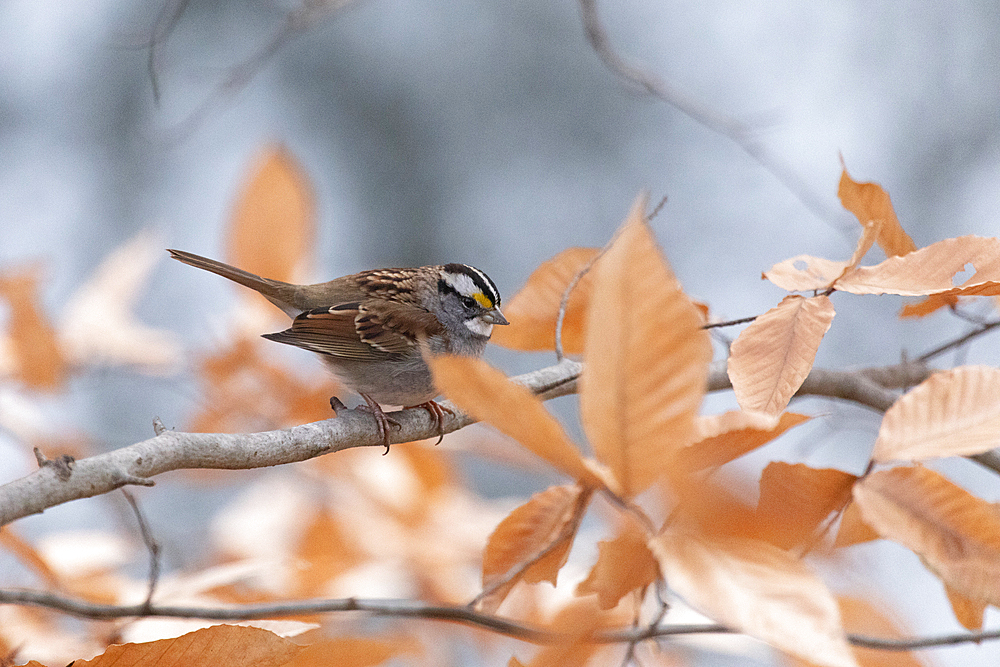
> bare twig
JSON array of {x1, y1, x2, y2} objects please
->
[
  {"x1": 121, "y1": 490, "x2": 161, "y2": 612},
  {"x1": 916, "y1": 318, "x2": 1000, "y2": 363},
  {"x1": 702, "y1": 315, "x2": 758, "y2": 330},
  {"x1": 1, "y1": 588, "x2": 997, "y2": 651},
  {"x1": 577, "y1": 0, "x2": 849, "y2": 235}
]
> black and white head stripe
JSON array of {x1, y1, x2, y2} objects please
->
[{"x1": 440, "y1": 263, "x2": 501, "y2": 308}]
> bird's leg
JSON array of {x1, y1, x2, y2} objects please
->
[
  {"x1": 356, "y1": 393, "x2": 401, "y2": 455},
  {"x1": 406, "y1": 400, "x2": 455, "y2": 445}
]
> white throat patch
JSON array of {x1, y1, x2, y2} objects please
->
[{"x1": 465, "y1": 318, "x2": 494, "y2": 337}]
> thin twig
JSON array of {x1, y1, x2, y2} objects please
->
[
  {"x1": 702, "y1": 315, "x2": 758, "y2": 330},
  {"x1": 121, "y1": 490, "x2": 161, "y2": 612},
  {"x1": 916, "y1": 319, "x2": 1000, "y2": 363},
  {"x1": 1, "y1": 588, "x2": 998, "y2": 651}
]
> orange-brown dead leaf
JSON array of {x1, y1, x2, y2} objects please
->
[
  {"x1": 0, "y1": 267, "x2": 66, "y2": 391},
  {"x1": 429, "y1": 355, "x2": 594, "y2": 483},
  {"x1": 873, "y1": 366, "x2": 1000, "y2": 462},
  {"x1": 293, "y1": 509, "x2": 365, "y2": 597},
  {"x1": 229, "y1": 146, "x2": 315, "y2": 290},
  {"x1": 898, "y1": 293, "x2": 958, "y2": 318},
  {"x1": 677, "y1": 411, "x2": 811, "y2": 472},
  {"x1": 944, "y1": 584, "x2": 987, "y2": 631},
  {"x1": 491, "y1": 247, "x2": 599, "y2": 354},
  {"x1": 650, "y1": 529, "x2": 857, "y2": 667},
  {"x1": 579, "y1": 194, "x2": 712, "y2": 498},
  {"x1": 764, "y1": 255, "x2": 851, "y2": 292},
  {"x1": 853, "y1": 466, "x2": 1000, "y2": 608},
  {"x1": 72, "y1": 625, "x2": 301, "y2": 667},
  {"x1": 837, "y1": 165, "x2": 916, "y2": 259},
  {"x1": 834, "y1": 236, "x2": 1000, "y2": 296},
  {"x1": 787, "y1": 596, "x2": 923, "y2": 667},
  {"x1": 755, "y1": 463, "x2": 857, "y2": 551},
  {"x1": 479, "y1": 484, "x2": 592, "y2": 614},
  {"x1": 833, "y1": 501, "x2": 880, "y2": 548},
  {"x1": 0, "y1": 528, "x2": 59, "y2": 588},
  {"x1": 190, "y1": 338, "x2": 338, "y2": 434},
  {"x1": 576, "y1": 516, "x2": 658, "y2": 610},
  {"x1": 283, "y1": 636, "x2": 420, "y2": 667},
  {"x1": 516, "y1": 596, "x2": 623, "y2": 667},
  {"x1": 728, "y1": 295, "x2": 835, "y2": 416}
]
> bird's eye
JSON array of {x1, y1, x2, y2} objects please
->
[{"x1": 460, "y1": 295, "x2": 478, "y2": 309}]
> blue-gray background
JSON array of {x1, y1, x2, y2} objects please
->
[{"x1": 2, "y1": 0, "x2": 999, "y2": 665}]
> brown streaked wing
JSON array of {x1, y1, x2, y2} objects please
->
[
  {"x1": 262, "y1": 305, "x2": 391, "y2": 361},
  {"x1": 357, "y1": 299, "x2": 443, "y2": 353}
]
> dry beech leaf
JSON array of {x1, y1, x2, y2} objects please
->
[
  {"x1": 853, "y1": 466, "x2": 1000, "y2": 608},
  {"x1": 833, "y1": 501, "x2": 880, "y2": 548},
  {"x1": 491, "y1": 247, "x2": 599, "y2": 354},
  {"x1": 873, "y1": 366, "x2": 1000, "y2": 462},
  {"x1": 677, "y1": 411, "x2": 811, "y2": 471},
  {"x1": 944, "y1": 584, "x2": 987, "y2": 631},
  {"x1": 755, "y1": 463, "x2": 857, "y2": 551},
  {"x1": 229, "y1": 145, "x2": 315, "y2": 289},
  {"x1": 576, "y1": 516, "x2": 659, "y2": 610},
  {"x1": 788, "y1": 596, "x2": 922, "y2": 667},
  {"x1": 834, "y1": 235, "x2": 1000, "y2": 296},
  {"x1": 480, "y1": 484, "x2": 592, "y2": 614},
  {"x1": 0, "y1": 528, "x2": 60, "y2": 588},
  {"x1": 60, "y1": 229, "x2": 182, "y2": 374},
  {"x1": 429, "y1": 355, "x2": 594, "y2": 483},
  {"x1": 650, "y1": 530, "x2": 857, "y2": 667},
  {"x1": 0, "y1": 266, "x2": 66, "y2": 390},
  {"x1": 837, "y1": 166, "x2": 916, "y2": 258},
  {"x1": 579, "y1": 194, "x2": 712, "y2": 497},
  {"x1": 73, "y1": 625, "x2": 301, "y2": 667},
  {"x1": 764, "y1": 255, "x2": 851, "y2": 292},
  {"x1": 293, "y1": 509, "x2": 365, "y2": 597},
  {"x1": 283, "y1": 636, "x2": 420, "y2": 667},
  {"x1": 898, "y1": 293, "x2": 958, "y2": 319},
  {"x1": 728, "y1": 295, "x2": 835, "y2": 416},
  {"x1": 515, "y1": 597, "x2": 621, "y2": 667}
]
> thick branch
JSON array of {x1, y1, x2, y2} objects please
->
[
  {"x1": 0, "y1": 361, "x2": 580, "y2": 527},
  {"x1": 0, "y1": 589, "x2": 996, "y2": 652}
]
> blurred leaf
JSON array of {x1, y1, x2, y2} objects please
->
[
  {"x1": 491, "y1": 247, "x2": 599, "y2": 354},
  {"x1": 60, "y1": 228, "x2": 182, "y2": 374},
  {"x1": 944, "y1": 584, "x2": 986, "y2": 632},
  {"x1": 728, "y1": 295, "x2": 835, "y2": 416},
  {"x1": 0, "y1": 528, "x2": 59, "y2": 587},
  {"x1": 650, "y1": 530, "x2": 857, "y2": 667},
  {"x1": 515, "y1": 597, "x2": 622, "y2": 667},
  {"x1": 294, "y1": 508, "x2": 365, "y2": 597},
  {"x1": 479, "y1": 484, "x2": 592, "y2": 614},
  {"x1": 873, "y1": 366, "x2": 1000, "y2": 462},
  {"x1": 190, "y1": 338, "x2": 337, "y2": 433},
  {"x1": 833, "y1": 501, "x2": 880, "y2": 548},
  {"x1": 576, "y1": 516, "x2": 658, "y2": 610},
  {"x1": 787, "y1": 596, "x2": 924, "y2": 667},
  {"x1": 837, "y1": 165, "x2": 916, "y2": 258},
  {"x1": 764, "y1": 255, "x2": 851, "y2": 292},
  {"x1": 0, "y1": 266, "x2": 66, "y2": 390},
  {"x1": 73, "y1": 625, "x2": 300, "y2": 667},
  {"x1": 229, "y1": 146, "x2": 315, "y2": 287},
  {"x1": 677, "y1": 411, "x2": 811, "y2": 471},
  {"x1": 853, "y1": 466, "x2": 1000, "y2": 608},
  {"x1": 834, "y1": 236, "x2": 1000, "y2": 296},
  {"x1": 898, "y1": 293, "x2": 958, "y2": 318},
  {"x1": 429, "y1": 355, "x2": 594, "y2": 483},
  {"x1": 580, "y1": 194, "x2": 711, "y2": 497},
  {"x1": 755, "y1": 463, "x2": 856, "y2": 551}
]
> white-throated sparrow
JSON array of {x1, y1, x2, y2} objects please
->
[{"x1": 168, "y1": 249, "x2": 507, "y2": 450}]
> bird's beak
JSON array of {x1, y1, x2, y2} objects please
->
[{"x1": 481, "y1": 307, "x2": 509, "y2": 326}]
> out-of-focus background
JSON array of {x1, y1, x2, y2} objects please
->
[{"x1": 2, "y1": 0, "x2": 1000, "y2": 665}]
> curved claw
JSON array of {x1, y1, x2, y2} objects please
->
[
  {"x1": 357, "y1": 394, "x2": 401, "y2": 454},
  {"x1": 407, "y1": 400, "x2": 455, "y2": 445}
]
